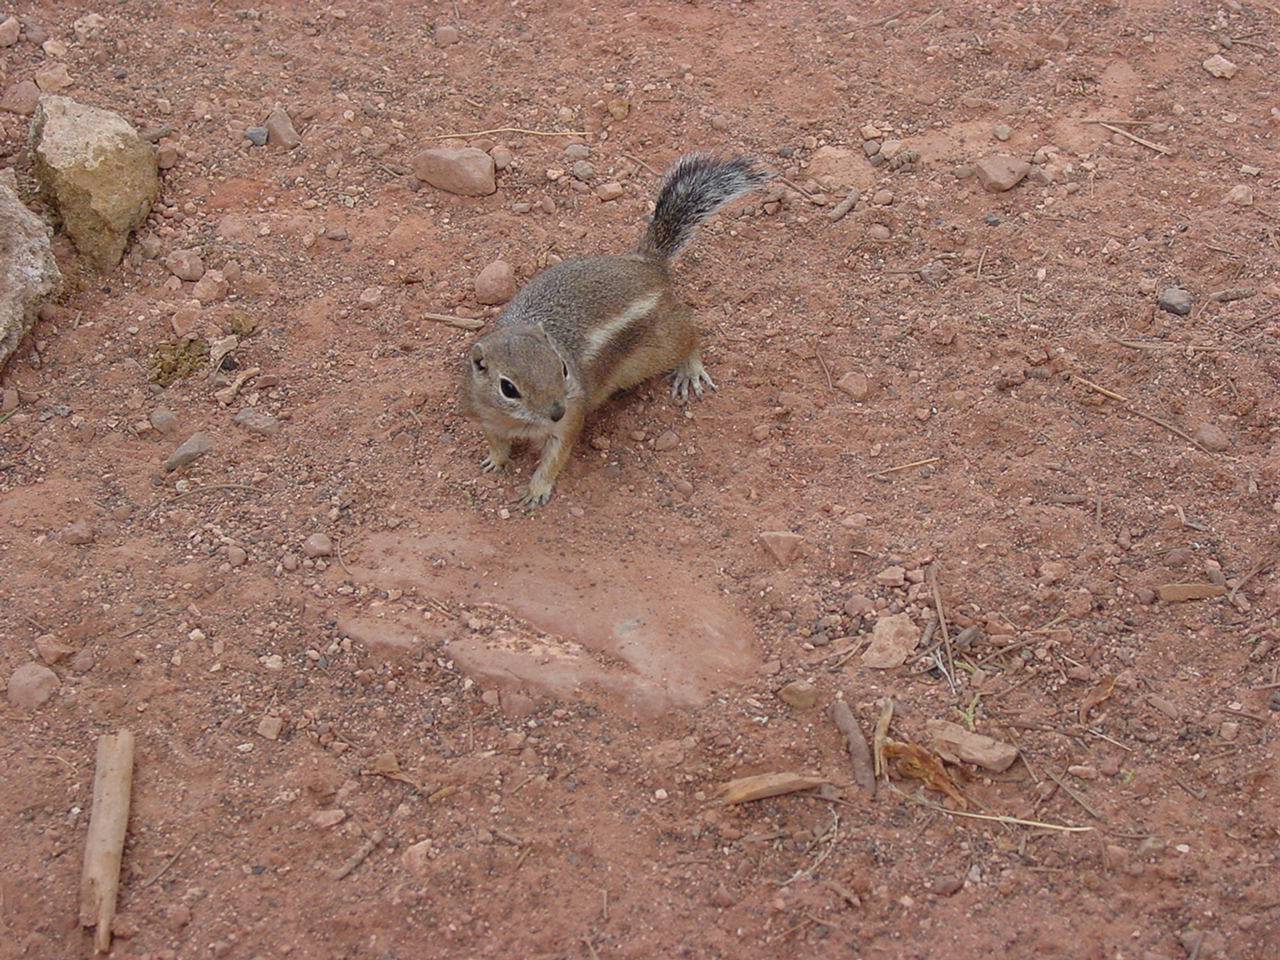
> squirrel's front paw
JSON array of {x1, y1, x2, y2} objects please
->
[
  {"x1": 480, "y1": 454, "x2": 510, "y2": 474},
  {"x1": 520, "y1": 477, "x2": 555, "y2": 508}
]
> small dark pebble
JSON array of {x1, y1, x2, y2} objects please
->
[
  {"x1": 984, "y1": 213, "x2": 1001, "y2": 226},
  {"x1": 777, "y1": 146, "x2": 795, "y2": 158},
  {"x1": 246, "y1": 126, "x2": 268, "y2": 146},
  {"x1": 1270, "y1": 691, "x2": 1280, "y2": 712}
]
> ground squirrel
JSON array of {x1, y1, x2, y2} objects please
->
[{"x1": 461, "y1": 153, "x2": 770, "y2": 507}]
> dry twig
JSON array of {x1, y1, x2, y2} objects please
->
[
  {"x1": 81, "y1": 732, "x2": 135, "y2": 953},
  {"x1": 430, "y1": 126, "x2": 587, "y2": 139},
  {"x1": 870, "y1": 456, "x2": 940, "y2": 478},
  {"x1": 422, "y1": 312, "x2": 485, "y2": 331},
  {"x1": 828, "y1": 701, "x2": 876, "y2": 795}
]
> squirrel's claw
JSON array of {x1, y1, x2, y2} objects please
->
[
  {"x1": 670, "y1": 359, "x2": 716, "y2": 402},
  {"x1": 520, "y1": 479, "x2": 554, "y2": 509}
]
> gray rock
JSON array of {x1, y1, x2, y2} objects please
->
[
  {"x1": 571, "y1": 160, "x2": 596, "y2": 181},
  {"x1": 234, "y1": 407, "x2": 281, "y2": 436},
  {"x1": 1158, "y1": 286, "x2": 1193, "y2": 316},
  {"x1": 164, "y1": 431, "x2": 213, "y2": 471},
  {"x1": 149, "y1": 408, "x2": 178, "y2": 435},
  {"x1": 30, "y1": 96, "x2": 159, "y2": 271},
  {"x1": 0, "y1": 177, "x2": 61, "y2": 371},
  {"x1": 8, "y1": 662, "x2": 59, "y2": 709},
  {"x1": 245, "y1": 126, "x2": 268, "y2": 147}
]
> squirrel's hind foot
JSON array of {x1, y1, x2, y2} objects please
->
[{"x1": 670, "y1": 356, "x2": 716, "y2": 402}]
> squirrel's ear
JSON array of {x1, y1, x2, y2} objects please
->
[{"x1": 470, "y1": 343, "x2": 486, "y2": 371}]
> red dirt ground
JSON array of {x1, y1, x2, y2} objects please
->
[{"x1": 2, "y1": 1, "x2": 1279, "y2": 958}]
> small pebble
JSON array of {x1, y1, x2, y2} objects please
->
[
  {"x1": 1157, "y1": 287, "x2": 1193, "y2": 316},
  {"x1": 993, "y1": 123, "x2": 1011, "y2": 141},
  {"x1": 265, "y1": 105, "x2": 301, "y2": 148},
  {"x1": 245, "y1": 126, "x2": 268, "y2": 146},
  {"x1": 1223, "y1": 185, "x2": 1254, "y2": 207},
  {"x1": 7, "y1": 662, "x2": 59, "y2": 709},
  {"x1": 164, "y1": 432, "x2": 213, "y2": 472},
  {"x1": 1202, "y1": 53, "x2": 1238, "y2": 79},
  {"x1": 596, "y1": 181, "x2": 624, "y2": 201},
  {"x1": 234, "y1": 408, "x2": 281, "y2": 436},
  {"x1": 63, "y1": 520, "x2": 95, "y2": 545},
  {"x1": 474, "y1": 260, "x2": 517, "y2": 305},
  {"x1": 1192, "y1": 422, "x2": 1230, "y2": 452},
  {"x1": 303, "y1": 533, "x2": 333, "y2": 558},
  {"x1": 778, "y1": 680, "x2": 819, "y2": 710},
  {"x1": 653, "y1": 431, "x2": 678, "y2": 452}
]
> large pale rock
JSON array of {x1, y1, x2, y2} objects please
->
[
  {"x1": 410, "y1": 147, "x2": 496, "y2": 196},
  {"x1": 8, "y1": 662, "x2": 59, "y2": 709},
  {"x1": 860, "y1": 613, "x2": 919, "y2": 669},
  {"x1": 0, "y1": 177, "x2": 61, "y2": 371},
  {"x1": 974, "y1": 155, "x2": 1030, "y2": 192},
  {"x1": 806, "y1": 145, "x2": 874, "y2": 191},
  {"x1": 30, "y1": 96, "x2": 160, "y2": 271},
  {"x1": 926, "y1": 719, "x2": 1019, "y2": 772}
]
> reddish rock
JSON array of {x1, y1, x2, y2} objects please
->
[
  {"x1": 265, "y1": 105, "x2": 300, "y2": 148},
  {"x1": 474, "y1": 260, "x2": 516, "y2": 305},
  {"x1": 760, "y1": 531, "x2": 803, "y2": 566},
  {"x1": 8, "y1": 662, "x2": 59, "y2": 709},
  {"x1": 411, "y1": 148, "x2": 496, "y2": 196},
  {"x1": 974, "y1": 155, "x2": 1030, "y2": 192},
  {"x1": 0, "y1": 80, "x2": 39, "y2": 116}
]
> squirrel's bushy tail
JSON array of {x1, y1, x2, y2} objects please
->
[{"x1": 638, "y1": 153, "x2": 771, "y2": 260}]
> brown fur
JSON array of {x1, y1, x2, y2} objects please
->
[{"x1": 459, "y1": 154, "x2": 767, "y2": 506}]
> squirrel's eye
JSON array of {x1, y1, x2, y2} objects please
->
[
  {"x1": 499, "y1": 377, "x2": 522, "y2": 400},
  {"x1": 561, "y1": 361, "x2": 569, "y2": 379}
]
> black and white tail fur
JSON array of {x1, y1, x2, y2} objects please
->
[{"x1": 639, "y1": 154, "x2": 771, "y2": 261}]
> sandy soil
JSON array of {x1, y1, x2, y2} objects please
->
[{"x1": 2, "y1": 1, "x2": 1279, "y2": 957}]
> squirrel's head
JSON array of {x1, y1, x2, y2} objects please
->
[{"x1": 467, "y1": 325, "x2": 571, "y2": 427}]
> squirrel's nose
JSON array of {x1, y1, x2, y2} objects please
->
[{"x1": 549, "y1": 402, "x2": 565, "y2": 422}]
